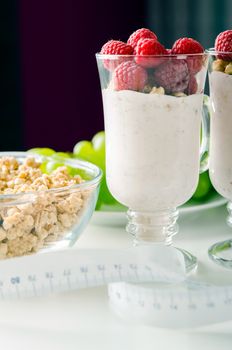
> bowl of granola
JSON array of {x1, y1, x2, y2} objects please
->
[{"x1": 0, "y1": 152, "x2": 102, "y2": 259}]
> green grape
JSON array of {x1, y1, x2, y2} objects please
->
[
  {"x1": 46, "y1": 160, "x2": 64, "y2": 174},
  {"x1": 91, "y1": 131, "x2": 105, "y2": 171},
  {"x1": 73, "y1": 140, "x2": 104, "y2": 176},
  {"x1": 192, "y1": 171, "x2": 213, "y2": 199},
  {"x1": 92, "y1": 131, "x2": 105, "y2": 156},
  {"x1": 98, "y1": 176, "x2": 117, "y2": 205},
  {"x1": 28, "y1": 148, "x2": 55, "y2": 156},
  {"x1": 52, "y1": 152, "x2": 71, "y2": 161},
  {"x1": 73, "y1": 133, "x2": 119, "y2": 207},
  {"x1": 40, "y1": 161, "x2": 48, "y2": 174},
  {"x1": 45, "y1": 159, "x2": 89, "y2": 181},
  {"x1": 56, "y1": 152, "x2": 71, "y2": 158},
  {"x1": 69, "y1": 167, "x2": 91, "y2": 181},
  {"x1": 89, "y1": 152, "x2": 105, "y2": 172},
  {"x1": 46, "y1": 160, "x2": 73, "y2": 174},
  {"x1": 73, "y1": 141, "x2": 95, "y2": 162}
]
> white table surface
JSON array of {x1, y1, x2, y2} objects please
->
[{"x1": 0, "y1": 204, "x2": 232, "y2": 349}]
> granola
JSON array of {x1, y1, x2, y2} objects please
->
[{"x1": 0, "y1": 156, "x2": 90, "y2": 258}]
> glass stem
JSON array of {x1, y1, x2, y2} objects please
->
[{"x1": 126, "y1": 208, "x2": 179, "y2": 246}]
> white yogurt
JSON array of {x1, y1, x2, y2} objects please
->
[
  {"x1": 102, "y1": 89, "x2": 203, "y2": 211},
  {"x1": 209, "y1": 71, "x2": 232, "y2": 200}
]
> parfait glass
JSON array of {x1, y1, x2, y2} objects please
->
[
  {"x1": 207, "y1": 49, "x2": 232, "y2": 268},
  {"x1": 96, "y1": 53, "x2": 209, "y2": 272}
]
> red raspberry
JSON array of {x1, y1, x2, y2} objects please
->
[
  {"x1": 185, "y1": 75, "x2": 198, "y2": 95},
  {"x1": 154, "y1": 60, "x2": 189, "y2": 93},
  {"x1": 135, "y1": 38, "x2": 168, "y2": 68},
  {"x1": 215, "y1": 30, "x2": 232, "y2": 60},
  {"x1": 100, "y1": 40, "x2": 133, "y2": 71},
  {"x1": 172, "y1": 37, "x2": 203, "y2": 54},
  {"x1": 112, "y1": 61, "x2": 148, "y2": 91},
  {"x1": 127, "y1": 28, "x2": 158, "y2": 50},
  {"x1": 171, "y1": 37, "x2": 204, "y2": 74}
]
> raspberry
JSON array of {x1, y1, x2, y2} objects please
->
[
  {"x1": 185, "y1": 75, "x2": 198, "y2": 95},
  {"x1": 127, "y1": 28, "x2": 158, "y2": 50},
  {"x1": 100, "y1": 40, "x2": 133, "y2": 71},
  {"x1": 154, "y1": 60, "x2": 189, "y2": 94},
  {"x1": 215, "y1": 30, "x2": 232, "y2": 60},
  {"x1": 101, "y1": 40, "x2": 133, "y2": 55},
  {"x1": 172, "y1": 37, "x2": 203, "y2": 55},
  {"x1": 186, "y1": 54, "x2": 204, "y2": 74},
  {"x1": 171, "y1": 37, "x2": 204, "y2": 74},
  {"x1": 112, "y1": 61, "x2": 148, "y2": 91},
  {"x1": 135, "y1": 39, "x2": 168, "y2": 68}
]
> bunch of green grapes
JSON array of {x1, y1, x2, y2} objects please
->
[
  {"x1": 73, "y1": 132, "x2": 117, "y2": 209},
  {"x1": 28, "y1": 148, "x2": 71, "y2": 173},
  {"x1": 28, "y1": 131, "x2": 214, "y2": 210}
]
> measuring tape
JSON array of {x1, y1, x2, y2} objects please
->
[
  {"x1": 0, "y1": 245, "x2": 185, "y2": 299},
  {"x1": 0, "y1": 245, "x2": 232, "y2": 328},
  {"x1": 109, "y1": 281, "x2": 232, "y2": 328}
]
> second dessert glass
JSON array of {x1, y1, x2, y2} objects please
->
[
  {"x1": 207, "y1": 50, "x2": 232, "y2": 268},
  {"x1": 96, "y1": 53, "x2": 209, "y2": 272}
]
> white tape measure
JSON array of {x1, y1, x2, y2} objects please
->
[
  {"x1": 108, "y1": 280, "x2": 232, "y2": 328},
  {"x1": 0, "y1": 245, "x2": 232, "y2": 328},
  {"x1": 0, "y1": 245, "x2": 185, "y2": 299}
]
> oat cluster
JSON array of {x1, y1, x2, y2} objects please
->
[
  {"x1": 212, "y1": 59, "x2": 232, "y2": 74},
  {"x1": 0, "y1": 157, "x2": 83, "y2": 194},
  {"x1": 0, "y1": 157, "x2": 90, "y2": 259}
]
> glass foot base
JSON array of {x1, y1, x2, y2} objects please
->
[
  {"x1": 208, "y1": 239, "x2": 232, "y2": 269},
  {"x1": 176, "y1": 247, "x2": 198, "y2": 273},
  {"x1": 108, "y1": 249, "x2": 198, "y2": 327},
  {"x1": 126, "y1": 209, "x2": 197, "y2": 273}
]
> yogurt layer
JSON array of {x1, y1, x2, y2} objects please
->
[
  {"x1": 209, "y1": 71, "x2": 232, "y2": 200},
  {"x1": 103, "y1": 89, "x2": 202, "y2": 211}
]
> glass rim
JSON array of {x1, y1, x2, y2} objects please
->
[
  {"x1": 96, "y1": 52, "x2": 207, "y2": 59},
  {"x1": 0, "y1": 152, "x2": 103, "y2": 200},
  {"x1": 206, "y1": 48, "x2": 232, "y2": 55}
]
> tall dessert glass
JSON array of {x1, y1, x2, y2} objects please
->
[
  {"x1": 96, "y1": 53, "x2": 209, "y2": 272},
  {"x1": 207, "y1": 50, "x2": 232, "y2": 268}
]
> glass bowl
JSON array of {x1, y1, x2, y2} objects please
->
[{"x1": 0, "y1": 152, "x2": 102, "y2": 259}]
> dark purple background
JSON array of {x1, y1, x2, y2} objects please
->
[
  {"x1": 2, "y1": 0, "x2": 228, "y2": 152},
  {"x1": 19, "y1": 0, "x2": 145, "y2": 151}
]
